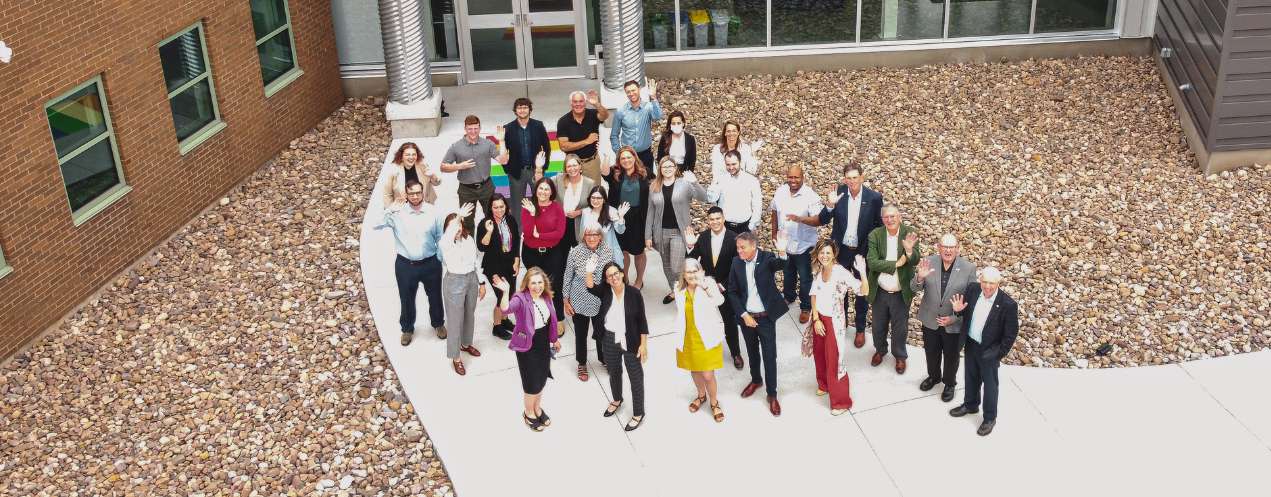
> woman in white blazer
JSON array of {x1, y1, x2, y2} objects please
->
[
  {"x1": 383, "y1": 142, "x2": 441, "y2": 208},
  {"x1": 673, "y1": 259, "x2": 727, "y2": 423}
]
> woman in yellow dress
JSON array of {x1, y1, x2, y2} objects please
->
[{"x1": 673, "y1": 258, "x2": 727, "y2": 422}]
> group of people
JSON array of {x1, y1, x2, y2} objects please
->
[{"x1": 376, "y1": 79, "x2": 1020, "y2": 437}]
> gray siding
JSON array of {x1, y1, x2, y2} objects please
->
[
  {"x1": 1212, "y1": 0, "x2": 1271, "y2": 150},
  {"x1": 1155, "y1": 0, "x2": 1228, "y2": 144}
]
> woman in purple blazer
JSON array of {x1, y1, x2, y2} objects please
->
[{"x1": 493, "y1": 267, "x2": 561, "y2": 432}]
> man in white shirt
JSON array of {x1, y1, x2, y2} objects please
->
[
  {"x1": 864, "y1": 204, "x2": 920, "y2": 374},
  {"x1": 707, "y1": 151, "x2": 763, "y2": 234},
  {"x1": 949, "y1": 267, "x2": 1019, "y2": 436},
  {"x1": 770, "y1": 164, "x2": 823, "y2": 324},
  {"x1": 725, "y1": 231, "x2": 790, "y2": 417}
]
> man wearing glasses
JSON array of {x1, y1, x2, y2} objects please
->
[{"x1": 376, "y1": 181, "x2": 447, "y2": 346}]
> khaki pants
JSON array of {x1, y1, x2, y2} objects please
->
[{"x1": 579, "y1": 154, "x2": 602, "y2": 185}]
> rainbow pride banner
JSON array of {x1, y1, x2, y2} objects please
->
[{"x1": 486, "y1": 131, "x2": 566, "y2": 197}]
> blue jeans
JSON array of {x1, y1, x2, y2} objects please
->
[{"x1": 782, "y1": 250, "x2": 813, "y2": 311}]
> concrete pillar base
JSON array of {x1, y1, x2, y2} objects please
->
[
  {"x1": 386, "y1": 90, "x2": 443, "y2": 138},
  {"x1": 598, "y1": 84, "x2": 628, "y2": 111}
]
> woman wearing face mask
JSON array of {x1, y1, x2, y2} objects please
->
[
  {"x1": 579, "y1": 185, "x2": 629, "y2": 268},
  {"x1": 493, "y1": 268, "x2": 561, "y2": 432},
  {"x1": 383, "y1": 142, "x2": 442, "y2": 208},
  {"x1": 477, "y1": 194, "x2": 521, "y2": 340},
  {"x1": 807, "y1": 239, "x2": 867, "y2": 415},
  {"x1": 708, "y1": 121, "x2": 762, "y2": 179},
  {"x1": 656, "y1": 111, "x2": 697, "y2": 173},
  {"x1": 552, "y1": 154, "x2": 595, "y2": 250},
  {"x1": 600, "y1": 146, "x2": 650, "y2": 289},
  {"x1": 521, "y1": 178, "x2": 568, "y2": 322},
  {"x1": 645, "y1": 156, "x2": 709, "y2": 305},
  {"x1": 673, "y1": 259, "x2": 726, "y2": 423}
]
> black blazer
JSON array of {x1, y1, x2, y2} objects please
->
[
  {"x1": 687, "y1": 228, "x2": 737, "y2": 285},
  {"x1": 818, "y1": 186, "x2": 883, "y2": 251},
  {"x1": 726, "y1": 251, "x2": 788, "y2": 321},
  {"x1": 476, "y1": 216, "x2": 521, "y2": 276},
  {"x1": 589, "y1": 283, "x2": 649, "y2": 351},
  {"x1": 955, "y1": 283, "x2": 1020, "y2": 361},
  {"x1": 656, "y1": 133, "x2": 698, "y2": 173},
  {"x1": 603, "y1": 171, "x2": 649, "y2": 211},
  {"x1": 502, "y1": 118, "x2": 552, "y2": 179}
]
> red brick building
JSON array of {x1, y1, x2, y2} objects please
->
[{"x1": 0, "y1": 0, "x2": 344, "y2": 358}]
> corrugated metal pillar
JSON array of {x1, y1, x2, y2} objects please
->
[
  {"x1": 378, "y1": 0, "x2": 443, "y2": 137},
  {"x1": 599, "y1": 0, "x2": 646, "y2": 90}
]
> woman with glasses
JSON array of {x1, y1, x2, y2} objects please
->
[
  {"x1": 578, "y1": 185, "x2": 629, "y2": 268},
  {"x1": 477, "y1": 193, "x2": 520, "y2": 340},
  {"x1": 562, "y1": 222, "x2": 618, "y2": 381},
  {"x1": 586, "y1": 261, "x2": 649, "y2": 431}
]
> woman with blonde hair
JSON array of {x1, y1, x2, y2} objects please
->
[
  {"x1": 807, "y1": 239, "x2": 867, "y2": 415},
  {"x1": 383, "y1": 142, "x2": 441, "y2": 208},
  {"x1": 601, "y1": 146, "x2": 650, "y2": 289},
  {"x1": 645, "y1": 156, "x2": 708, "y2": 304},
  {"x1": 493, "y1": 267, "x2": 561, "y2": 432},
  {"x1": 672, "y1": 258, "x2": 727, "y2": 423},
  {"x1": 552, "y1": 153, "x2": 595, "y2": 249}
]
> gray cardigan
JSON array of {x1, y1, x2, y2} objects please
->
[
  {"x1": 910, "y1": 255, "x2": 977, "y2": 333},
  {"x1": 644, "y1": 176, "x2": 709, "y2": 243},
  {"x1": 553, "y1": 174, "x2": 595, "y2": 231}
]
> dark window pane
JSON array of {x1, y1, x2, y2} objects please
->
[
  {"x1": 861, "y1": 0, "x2": 945, "y2": 42},
  {"x1": 1035, "y1": 0, "x2": 1115, "y2": 32},
  {"x1": 251, "y1": 0, "x2": 290, "y2": 38},
  {"x1": 773, "y1": 0, "x2": 856, "y2": 46},
  {"x1": 663, "y1": 0, "x2": 765, "y2": 50},
  {"x1": 530, "y1": 24, "x2": 577, "y2": 68},
  {"x1": 258, "y1": 30, "x2": 297, "y2": 83},
  {"x1": 470, "y1": 28, "x2": 518, "y2": 71},
  {"x1": 170, "y1": 79, "x2": 217, "y2": 141},
  {"x1": 949, "y1": 0, "x2": 1030, "y2": 37},
  {"x1": 468, "y1": 0, "x2": 513, "y2": 15},
  {"x1": 60, "y1": 139, "x2": 121, "y2": 212},
  {"x1": 159, "y1": 28, "x2": 208, "y2": 93},
  {"x1": 526, "y1": 0, "x2": 571, "y2": 12},
  {"x1": 429, "y1": 0, "x2": 460, "y2": 61},
  {"x1": 46, "y1": 84, "x2": 109, "y2": 158}
]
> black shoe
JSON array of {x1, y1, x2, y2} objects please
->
[
  {"x1": 919, "y1": 377, "x2": 939, "y2": 391},
  {"x1": 624, "y1": 415, "x2": 645, "y2": 432},
  {"x1": 977, "y1": 420, "x2": 996, "y2": 436},
  {"x1": 493, "y1": 327, "x2": 512, "y2": 340},
  {"x1": 603, "y1": 401, "x2": 623, "y2": 417},
  {"x1": 941, "y1": 385, "x2": 956, "y2": 402},
  {"x1": 949, "y1": 405, "x2": 979, "y2": 417},
  {"x1": 662, "y1": 294, "x2": 674, "y2": 305}
]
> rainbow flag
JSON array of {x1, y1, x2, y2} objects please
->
[{"x1": 486, "y1": 131, "x2": 566, "y2": 197}]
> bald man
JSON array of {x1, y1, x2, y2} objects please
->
[
  {"x1": 770, "y1": 164, "x2": 823, "y2": 324},
  {"x1": 911, "y1": 234, "x2": 977, "y2": 402},
  {"x1": 949, "y1": 267, "x2": 1019, "y2": 436}
]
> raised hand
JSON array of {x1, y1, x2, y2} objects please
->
[
  {"x1": 824, "y1": 187, "x2": 842, "y2": 207},
  {"x1": 492, "y1": 274, "x2": 510, "y2": 292},
  {"x1": 584, "y1": 254, "x2": 599, "y2": 275},
  {"x1": 902, "y1": 232, "x2": 918, "y2": 254},
  {"x1": 647, "y1": 78, "x2": 658, "y2": 99},
  {"x1": 617, "y1": 201, "x2": 631, "y2": 218},
  {"x1": 521, "y1": 198, "x2": 535, "y2": 215},
  {"x1": 950, "y1": 293, "x2": 967, "y2": 313},
  {"x1": 458, "y1": 202, "x2": 475, "y2": 219},
  {"x1": 684, "y1": 226, "x2": 698, "y2": 247},
  {"x1": 495, "y1": 125, "x2": 505, "y2": 142},
  {"x1": 917, "y1": 258, "x2": 933, "y2": 281},
  {"x1": 853, "y1": 254, "x2": 867, "y2": 276},
  {"x1": 535, "y1": 151, "x2": 546, "y2": 169},
  {"x1": 484, "y1": 219, "x2": 495, "y2": 232},
  {"x1": 586, "y1": 89, "x2": 600, "y2": 107}
]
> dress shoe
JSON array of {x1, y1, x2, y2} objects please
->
[
  {"x1": 461, "y1": 345, "x2": 481, "y2": 357},
  {"x1": 732, "y1": 355, "x2": 744, "y2": 370},
  {"x1": 919, "y1": 377, "x2": 939, "y2": 391},
  {"x1": 400, "y1": 333, "x2": 413, "y2": 346},
  {"x1": 435, "y1": 326, "x2": 447, "y2": 339},
  {"x1": 452, "y1": 360, "x2": 466, "y2": 376},
  {"x1": 493, "y1": 327, "x2": 512, "y2": 340},
  {"x1": 895, "y1": 359, "x2": 907, "y2": 375},
  {"x1": 815, "y1": 389, "x2": 827, "y2": 397},
  {"x1": 870, "y1": 352, "x2": 884, "y2": 367},
  {"x1": 663, "y1": 294, "x2": 674, "y2": 305},
  {"x1": 767, "y1": 396, "x2": 782, "y2": 417},
  {"x1": 853, "y1": 332, "x2": 865, "y2": 348},
  {"x1": 799, "y1": 310, "x2": 810, "y2": 324},
  {"x1": 949, "y1": 405, "x2": 979, "y2": 417},
  {"x1": 740, "y1": 383, "x2": 761, "y2": 398},
  {"x1": 941, "y1": 385, "x2": 956, "y2": 402},
  {"x1": 784, "y1": 296, "x2": 796, "y2": 305},
  {"x1": 977, "y1": 420, "x2": 996, "y2": 436}
]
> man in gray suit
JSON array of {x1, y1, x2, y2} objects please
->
[{"x1": 911, "y1": 234, "x2": 977, "y2": 402}]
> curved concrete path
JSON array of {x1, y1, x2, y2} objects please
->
[{"x1": 360, "y1": 133, "x2": 1271, "y2": 497}]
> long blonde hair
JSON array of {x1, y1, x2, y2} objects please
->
[
  {"x1": 650, "y1": 156, "x2": 682, "y2": 193},
  {"x1": 519, "y1": 266, "x2": 554, "y2": 301},
  {"x1": 675, "y1": 258, "x2": 704, "y2": 293}
]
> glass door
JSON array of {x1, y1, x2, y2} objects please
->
[{"x1": 459, "y1": 0, "x2": 585, "y2": 82}]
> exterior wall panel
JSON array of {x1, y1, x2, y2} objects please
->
[{"x1": 1212, "y1": 0, "x2": 1271, "y2": 150}]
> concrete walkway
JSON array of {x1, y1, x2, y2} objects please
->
[{"x1": 359, "y1": 126, "x2": 1271, "y2": 497}]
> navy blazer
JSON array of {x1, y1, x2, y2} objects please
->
[
  {"x1": 956, "y1": 283, "x2": 1020, "y2": 361},
  {"x1": 502, "y1": 118, "x2": 552, "y2": 179},
  {"x1": 818, "y1": 186, "x2": 883, "y2": 251},
  {"x1": 725, "y1": 251, "x2": 789, "y2": 321}
]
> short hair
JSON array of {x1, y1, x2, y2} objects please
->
[
  {"x1": 736, "y1": 231, "x2": 758, "y2": 246},
  {"x1": 463, "y1": 115, "x2": 480, "y2": 126},
  {"x1": 980, "y1": 267, "x2": 1004, "y2": 283},
  {"x1": 939, "y1": 234, "x2": 959, "y2": 247},
  {"x1": 843, "y1": 161, "x2": 863, "y2": 176},
  {"x1": 581, "y1": 221, "x2": 604, "y2": 234},
  {"x1": 723, "y1": 150, "x2": 742, "y2": 163},
  {"x1": 393, "y1": 142, "x2": 422, "y2": 165},
  {"x1": 568, "y1": 90, "x2": 587, "y2": 101},
  {"x1": 881, "y1": 203, "x2": 900, "y2": 217},
  {"x1": 706, "y1": 206, "x2": 724, "y2": 217},
  {"x1": 513, "y1": 97, "x2": 533, "y2": 111},
  {"x1": 404, "y1": 179, "x2": 424, "y2": 192},
  {"x1": 623, "y1": 80, "x2": 640, "y2": 90},
  {"x1": 601, "y1": 262, "x2": 624, "y2": 286}
]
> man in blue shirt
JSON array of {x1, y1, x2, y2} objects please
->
[
  {"x1": 376, "y1": 181, "x2": 448, "y2": 346},
  {"x1": 948, "y1": 267, "x2": 1019, "y2": 436},
  {"x1": 610, "y1": 79, "x2": 663, "y2": 170}
]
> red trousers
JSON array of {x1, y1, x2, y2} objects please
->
[{"x1": 812, "y1": 315, "x2": 853, "y2": 410}]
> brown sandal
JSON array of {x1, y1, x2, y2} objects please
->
[
  {"x1": 711, "y1": 402, "x2": 724, "y2": 423},
  {"x1": 452, "y1": 360, "x2": 466, "y2": 376},
  {"x1": 577, "y1": 365, "x2": 589, "y2": 382},
  {"x1": 688, "y1": 394, "x2": 707, "y2": 413}
]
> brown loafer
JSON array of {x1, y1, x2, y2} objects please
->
[
  {"x1": 799, "y1": 310, "x2": 810, "y2": 324},
  {"x1": 435, "y1": 326, "x2": 447, "y2": 339},
  {"x1": 895, "y1": 359, "x2": 907, "y2": 375},
  {"x1": 740, "y1": 383, "x2": 761, "y2": 398},
  {"x1": 768, "y1": 396, "x2": 782, "y2": 417},
  {"x1": 452, "y1": 360, "x2": 466, "y2": 376},
  {"x1": 870, "y1": 352, "x2": 884, "y2": 367},
  {"x1": 853, "y1": 332, "x2": 866, "y2": 348},
  {"x1": 461, "y1": 345, "x2": 481, "y2": 357},
  {"x1": 400, "y1": 333, "x2": 413, "y2": 346}
]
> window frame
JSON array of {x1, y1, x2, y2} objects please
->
[
  {"x1": 43, "y1": 75, "x2": 132, "y2": 227},
  {"x1": 158, "y1": 21, "x2": 227, "y2": 155},
  {"x1": 0, "y1": 244, "x2": 10, "y2": 280},
  {"x1": 251, "y1": 0, "x2": 304, "y2": 97}
]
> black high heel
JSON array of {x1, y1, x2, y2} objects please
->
[
  {"x1": 624, "y1": 415, "x2": 644, "y2": 432},
  {"x1": 523, "y1": 413, "x2": 544, "y2": 432},
  {"x1": 603, "y1": 400, "x2": 623, "y2": 417}
]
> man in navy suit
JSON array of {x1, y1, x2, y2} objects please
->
[
  {"x1": 948, "y1": 267, "x2": 1019, "y2": 436},
  {"x1": 801, "y1": 162, "x2": 883, "y2": 348},
  {"x1": 500, "y1": 97, "x2": 552, "y2": 215},
  {"x1": 726, "y1": 231, "x2": 788, "y2": 416}
]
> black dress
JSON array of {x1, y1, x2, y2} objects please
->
[
  {"x1": 477, "y1": 216, "x2": 521, "y2": 301},
  {"x1": 605, "y1": 172, "x2": 649, "y2": 255},
  {"x1": 517, "y1": 323, "x2": 553, "y2": 395}
]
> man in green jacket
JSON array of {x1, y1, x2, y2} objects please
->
[{"x1": 866, "y1": 204, "x2": 920, "y2": 374}]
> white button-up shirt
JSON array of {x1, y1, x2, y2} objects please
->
[
  {"x1": 744, "y1": 256, "x2": 764, "y2": 313},
  {"x1": 843, "y1": 189, "x2": 863, "y2": 247},
  {"x1": 968, "y1": 290, "x2": 999, "y2": 343},
  {"x1": 439, "y1": 223, "x2": 486, "y2": 281},
  {"x1": 877, "y1": 231, "x2": 901, "y2": 292},
  {"x1": 771, "y1": 184, "x2": 823, "y2": 255},
  {"x1": 605, "y1": 289, "x2": 628, "y2": 348},
  {"x1": 708, "y1": 171, "x2": 763, "y2": 230}
]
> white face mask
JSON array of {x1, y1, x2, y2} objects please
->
[{"x1": 670, "y1": 124, "x2": 684, "y2": 135}]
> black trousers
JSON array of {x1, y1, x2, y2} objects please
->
[
  {"x1": 720, "y1": 301, "x2": 742, "y2": 359},
  {"x1": 922, "y1": 326, "x2": 961, "y2": 387},
  {"x1": 724, "y1": 220, "x2": 751, "y2": 234},
  {"x1": 394, "y1": 255, "x2": 444, "y2": 333},
  {"x1": 636, "y1": 148, "x2": 655, "y2": 172},
  {"x1": 871, "y1": 291, "x2": 909, "y2": 359},
  {"x1": 572, "y1": 313, "x2": 605, "y2": 366},
  {"x1": 521, "y1": 244, "x2": 566, "y2": 319},
  {"x1": 601, "y1": 334, "x2": 645, "y2": 416},
  {"x1": 963, "y1": 340, "x2": 1001, "y2": 421},
  {"x1": 837, "y1": 244, "x2": 869, "y2": 333},
  {"x1": 741, "y1": 315, "x2": 778, "y2": 397}
]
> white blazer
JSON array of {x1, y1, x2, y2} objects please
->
[{"x1": 672, "y1": 277, "x2": 727, "y2": 352}]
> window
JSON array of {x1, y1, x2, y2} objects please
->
[
  {"x1": 1035, "y1": 0, "x2": 1116, "y2": 32},
  {"x1": 44, "y1": 76, "x2": 131, "y2": 226},
  {"x1": 251, "y1": 0, "x2": 303, "y2": 94},
  {"x1": 0, "y1": 244, "x2": 10, "y2": 280},
  {"x1": 159, "y1": 23, "x2": 225, "y2": 154}
]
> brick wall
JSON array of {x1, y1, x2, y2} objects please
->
[{"x1": 0, "y1": 0, "x2": 345, "y2": 359}]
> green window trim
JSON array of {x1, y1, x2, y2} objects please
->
[
  {"x1": 158, "y1": 22, "x2": 225, "y2": 154},
  {"x1": 44, "y1": 76, "x2": 131, "y2": 226},
  {"x1": 252, "y1": 0, "x2": 303, "y2": 96}
]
